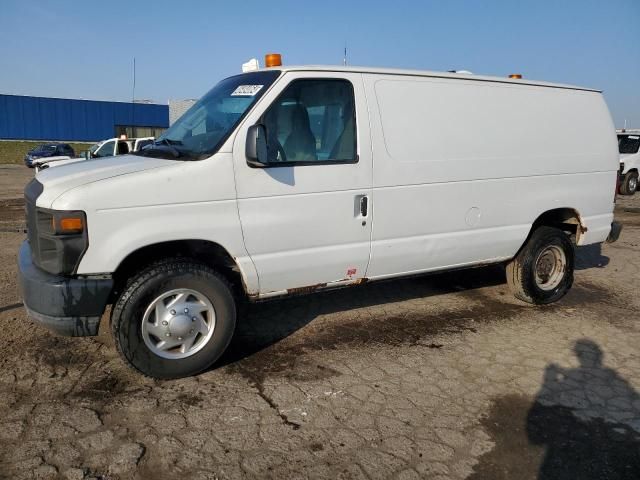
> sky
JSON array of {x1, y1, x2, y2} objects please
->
[{"x1": 1, "y1": 0, "x2": 639, "y2": 127}]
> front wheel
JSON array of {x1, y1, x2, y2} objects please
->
[
  {"x1": 506, "y1": 226, "x2": 574, "y2": 304},
  {"x1": 619, "y1": 171, "x2": 638, "y2": 196},
  {"x1": 111, "y1": 259, "x2": 236, "y2": 379}
]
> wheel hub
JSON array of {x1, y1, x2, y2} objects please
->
[
  {"x1": 141, "y1": 289, "x2": 216, "y2": 360},
  {"x1": 537, "y1": 252, "x2": 555, "y2": 278},
  {"x1": 534, "y1": 245, "x2": 566, "y2": 291},
  {"x1": 167, "y1": 312, "x2": 193, "y2": 338}
]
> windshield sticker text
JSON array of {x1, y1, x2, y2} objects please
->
[{"x1": 231, "y1": 85, "x2": 264, "y2": 96}]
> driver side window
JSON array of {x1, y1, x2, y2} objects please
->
[{"x1": 261, "y1": 79, "x2": 357, "y2": 165}]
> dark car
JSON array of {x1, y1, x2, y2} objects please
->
[{"x1": 24, "y1": 143, "x2": 75, "y2": 168}]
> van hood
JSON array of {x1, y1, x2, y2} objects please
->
[{"x1": 34, "y1": 155, "x2": 177, "y2": 207}]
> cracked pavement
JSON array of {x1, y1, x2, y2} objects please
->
[{"x1": 1, "y1": 170, "x2": 639, "y2": 479}]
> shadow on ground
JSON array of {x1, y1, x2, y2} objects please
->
[
  {"x1": 575, "y1": 243, "x2": 610, "y2": 270},
  {"x1": 218, "y1": 243, "x2": 612, "y2": 373},
  {"x1": 219, "y1": 265, "x2": 508, "y2": 372},
  {"x1": 470, "y1": 339, "x2": 640, "y2": 480}
]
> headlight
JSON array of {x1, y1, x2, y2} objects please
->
[{"x1": 32, "y1": 208, "x2": 88, "y2": 275}]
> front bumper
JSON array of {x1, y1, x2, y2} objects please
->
[{"x1": 18, "y1": 240, "x2": 113, "y2": 336}]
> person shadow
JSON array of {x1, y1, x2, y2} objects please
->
[{"x1": 526, "y1": 339, "x2": 640, "y2": 479}]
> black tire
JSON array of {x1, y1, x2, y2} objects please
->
[
  {"x1": 111, "y1": 259, "x2": 236, "y2": 379},
  {"x1": 619, "y1": 171, "x2": 638, "y2": 196},
  {"x1": 506, "y1": 226, "x2": 574, "y2": 305}
]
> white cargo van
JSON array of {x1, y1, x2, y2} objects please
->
[
  {"x1": 19, "y1": 57, "x2": 621, "y2": 379},
  {"x1": 617, "y1": 129, "x2": 640, "y2": 195}
]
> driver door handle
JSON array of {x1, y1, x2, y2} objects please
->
[{"x1": 359, "y1": 195, "x2": 368, "y2": 217}]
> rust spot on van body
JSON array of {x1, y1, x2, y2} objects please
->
[
  {"x1": 286, "y1": 283, "x2": 328, "y2": 295},
  {"x1": 287, "y1": 276, "x2": 370, "y2": 295}
]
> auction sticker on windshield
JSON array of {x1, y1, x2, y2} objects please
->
[{"x1": 231, "y1": 85, "x2": 264, "y2": 96}]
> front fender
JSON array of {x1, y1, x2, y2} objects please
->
[{"x1": 74, "y1": 201, "x2": 260, "y2": 295}]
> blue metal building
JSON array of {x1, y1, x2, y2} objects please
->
[{"x1": 0, "y1": 94, "x2": 169, "y2": 142}]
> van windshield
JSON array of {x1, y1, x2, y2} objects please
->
[
  {"x1": 619, "y1": 135, "x2": 640, "y2": 154},
  {"x1": 137, "y1": 70, "x2": 280, "y2": 160}
]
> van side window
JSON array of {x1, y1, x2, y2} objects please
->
[{"x1": 262, "y1": 79, "x2": 357, "y2": 165}]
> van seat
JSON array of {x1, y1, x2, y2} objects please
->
[{"x1": 283, "y1": 105, "x2": 317, "y2": 161}]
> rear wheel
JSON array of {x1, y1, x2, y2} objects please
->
[
  {"x1": 111, "y1": 259, "x2": 236, "y2": 379},
  {"x1": 506, "y1": 226, "x2": 574, "y2": 304},
  {"x1": 620, "y1": 171, "x2": 638, "y2": 196}
]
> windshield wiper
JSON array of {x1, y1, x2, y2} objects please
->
[
  {"x1": 160, "y1": 138, "x2": 183, "y2": 146},
  {"x1": 132, "y1": 138, "x2": 183, "y2": 159},
  {"x1": 156, "y1": 138, "x2": 181, "y2": 156}
]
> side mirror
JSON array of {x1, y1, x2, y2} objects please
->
[{"x1": 245, "y1": 124, "x2": 268, "y2": 167}]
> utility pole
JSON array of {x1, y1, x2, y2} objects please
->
[{"x1": 131, "y1": 57, "x2": 136, "y2": 134}]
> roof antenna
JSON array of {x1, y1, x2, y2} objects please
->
[{"x1": 343, "y1": 44, "x2": 347, "y2": 66}]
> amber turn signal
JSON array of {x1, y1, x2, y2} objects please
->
[
  {"x1": 265, "y1": 53, "x2": 282, "y2": 68},
  {"x1": 509, "y1": 74, "x2": 523, "y2": 79},
  {"x1": 57, "y1": 217, "x2": 84, "y2": 233}
]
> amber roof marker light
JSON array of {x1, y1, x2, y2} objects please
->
[
  {"x1": 509, "y1": 74, "x2": 523, "y2": 79},
  {"x1": 265, "y1": 53, "x2": 282, "y2": 68}
]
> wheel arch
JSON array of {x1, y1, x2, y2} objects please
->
[
  {"x1": 515, "y1": 207, "x2": 585, "y2": 257},
  {"x1": 110, "y1": 239, "x2": 251, "y2": 302},
  {"x1": 620, "y1": 168, "x2": 638, "y2": 195}
]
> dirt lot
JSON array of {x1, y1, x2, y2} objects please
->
[{"x1": 1, "y1": 166, "x2": 639, "y2": 480}]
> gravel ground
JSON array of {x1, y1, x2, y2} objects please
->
[
  {"x1": 0, "y1": 169, "x2": 639, "y2": 479},
  {"x1": 0, "y1": 165, "x2": 33, "y2": 201}
]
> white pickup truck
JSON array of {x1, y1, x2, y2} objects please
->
[
  {"x1": 35, "y1": 137, "x2": 154, "y2": 172},
  {"x1": 618, "y1": 129, "x2": 640, "y2": 195}
]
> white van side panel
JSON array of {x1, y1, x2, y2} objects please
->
[
  {"x1": 364, "y1": 75, "x2": 617, "y2": 279},
  {"x1": 59, "y1": 155, "x2": 260, "y2": 294}
]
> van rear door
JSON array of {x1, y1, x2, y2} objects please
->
[{"x1": 232, "y1": 72, "x2": 372, "y2": 295}]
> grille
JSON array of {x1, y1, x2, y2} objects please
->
[{"x1": 24, "y1": 179, "x2": 44, "y2": 266}]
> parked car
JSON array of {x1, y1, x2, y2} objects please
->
[
  {"x1": 617, "y1": 129, "x2": 640, "y2": 195},
  {"x1": 19, "y1": 55, "x2": 621, "y2": 379},
  {"x1": 88, "y1": 137, "x2": 155, "y2": 159},
  {"x1": 24, "y1": 143, "x2": 75, "y2": 168},
  {"x1": 35, "y1": 137, "x2": 154, "y2": 171}
]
